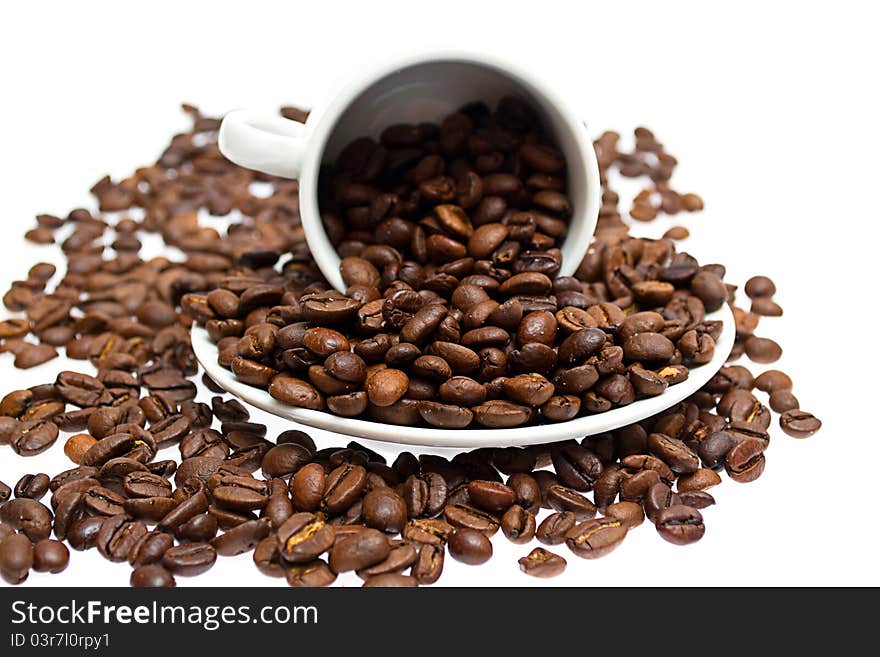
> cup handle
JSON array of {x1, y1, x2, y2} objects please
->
[{"x1": 218, "y1": 109, "x2": 307, "y2": 178}]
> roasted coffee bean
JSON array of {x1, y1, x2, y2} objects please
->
[
  {"x1": 448, "y1": 527, "x2": 492, "y2": 565},
  {"x1": 546, "y1": 484, "x2": 597, "y2": 520},
  {"x1": 267, "y1": 375, "x2": 323, "y2": 409},
  {"x1": 211, "y1": 475, "x2": 269, "y2": 512},
  {"x1": 403, "y1": 518, "x2": 454, "y2": 545},
  {"x1": 99, "y1": 457, "x2": 148, "y2": 489},
  {"x1": 162, "y1": 542, "x2": 217, "y2": 576},
  {"x1": 517, "y1": 547, "x2": 566, "y2": 578},
  {"x1": 131, "y1": 564, "x2": 176, "y2": 588},
  {"x1": 158, "y1": 488, "x2": 208, "y2": 531},
  {"x1": 51, "y1": 483, "x2": 89, "y2": 538},
  {"x1": 536, "y1": 511, "x2": 577, "y2": 545},
  {"x1": 580, "y1": 434, "x2": 613, "y2": 465},
  {"x1": 725, "y1": 439, "x2": 767, "y2": 483},
  {"x1": 0, "y1": 498, "x2": 52, "y2": 542},
  {"x1": 19, "y1": 398, "x2": 65, "y2": 423},
  {"x1": 14, "y1": 473, "x2": 50, "y2": 500},
  {"x1": 648, "y1": 432, "x2": 700, "y2": 474},
  {"x1": 502, "y1": 373, "x2": 555, "y2": 406},
  {"x1": 677, "y1": 468, "x2": 722, "y2": 493},
  {"x1": 591, "y1": 466, "x2": 622, "y2": 510},
  {"x1": 565, "y1": 517, "x2": 628, "y2": 559},
  {"x1": 769, "y1": 390, "x2": 800, "y2": 413},
  {"x1": 178, "y1": 428, "x2": 226, "y2": 460},
  {"x1": 224, "y1": 420, "x2": 267, "y2": 440},
  {"x1": 362, "y1": 488, "x2": 407, "y2": 533},
  {"x1": 744, "y1": 336, "x2": 782, "y2": 363},
  {"x1": 655, "y1": 505, "x2": 705, "y2": 545},
  {"x1": 401, "y1": 472, "x2": 447, "y2": 518},
  {"x1": 472, "y1": 399, "x2": 532, "y2": 427},
  {"x1": 64, "y1": 433, "x2": 97, "y2": 464},
  {"x1": 467, "y1": 480, "x2": 515, "y2": 512},
  {"x1": 285, "y1": 559, "x2": 337, "y2": 587},
  {"x1": 10, "y1": 420, "x2": 59, "y2": 456},
  {"x1": 81, "y1": 485, "x2": 125, "y2": 516},
  {"x1": 289, "y1": 462, "x2": 325, "y2": 512},
  {"x1": 14, "y1": 343, "x2": 59, "y2": 369},
  {"x1": 88, "y1": 406, "x2": 126, "y2": 439},
  {"x1": 252, "y1": 536, "x2": 285, "y2": 578},
  {"x1": 324, "y1": 351, "x2": 367, "y2": 383},
  {"x1": 261, "y1": 443, "x2": 311, "y2": 479},
  {"x1": 275, "y1": 429, "x2": 316, "y2": 453},
  {"x1": 443, "y1": 503, "x2": 500, "y2": 536},
  {"x1": 97, "y1": 515, "x2": 148, "y2": 562},
  {"x1": 621, "y1": 453, "x2": 674, "y2": 481},
  {"x1": 66, "y1": 517, "x2": 105, "y2": 551},
  {"x1": 211, "y1": 397, "x2": 249, "y2": 422},
  {"x1": 277, "y1": 512, "x2": 335, "y2": 563},
  {"x1": 260, "y1": 478, "x2": 293, "y2": 527},
  {"x1": 32, "y1": 539, "x2": 70, "y2": 573},
  {"x1": 744, "y1": 275, "x2": 776, "y2": 298},
  {"x1": 619, "y1": 469, "x2": 662, "y2": 504},
  {"x1": 754, "y1": 369, "x2": 792, "y2": 393},
  {"x1": 82, "y1": 430, "x2": 155, "y2": 467},
  {"x1": 122, "y1": 471, "x2": 172, "y2": 499},
  {"x1": 506, "y1": 473, "x2": 541, "y2": 514},
  {"x1": 690, "y1": 271, "x2": 727, "y2": 311},
  {"x1": 323, "y1": 464, "x2": 366, "y2": 514},
  {"x1": 726, "y1": 418, "x2": 770, "y2": 447},
  {"x1": 410, "y1": 542, "x2": 444, "y2": 585},
  {"x1": 500, "y1": 504, "x2": 536, "y2": 544},
  {"x1": 679, "y1": 491, "x2": 716, "y2": 509},
  {"x1": 551, "y1": 444, "x2": 603, "y2": 491},
  {"x1": 365, "y1": 368, "x2": 409, "y2": 407},
  {"x1": 356, "y1": 542, "x2": 418, "y2": 579},
  {"x1": 176, "y1": 513, "x2": 219, "y2": 542},
  {"x1": 0, "y1": 417, "x2": 20, "y2": 446},
  {"x1": 644, "y1": 483, "x2": 682, "y2": 523},
  {"x1": 623, "y1": 332, "x2": 675, "y2": 363},
  {"x1": 604, "y1": 501, "x2": 645, "y2": 530},
  {"x1": 179, "y1": 400, "x2": 212, "y2": 429},
  {"x1": 128, "y1": 531, "x2": 174, "y2": 567},
  {"x1": 418, "y1": 401, "x2": 473, "y2": 428},
  {"x1": 0, "y1": 533, "x2": 34, "y2": 585},
  {"x1": 779, "y1": 409, "x2": 821, "y2": 438},
  {"x1": 750, "y1": 297, "x2": 783, "y2": 316},
  {"x1": 329, "y1": 527, "x2": 390, "y2": 572}
]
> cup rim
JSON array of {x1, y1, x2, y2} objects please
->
[{"x1": 297, "y1": 49, "x2": 601, "y2": 292}]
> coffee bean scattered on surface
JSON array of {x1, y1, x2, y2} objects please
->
[{"x1": 0, "y1": 104, "x2": 819, "y2": 586}]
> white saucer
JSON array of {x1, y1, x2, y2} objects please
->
[{"x1": 192, "y1": 303, "x2": 734, "y2": 449}]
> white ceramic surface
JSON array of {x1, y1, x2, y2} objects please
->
[
  {"x1": 192, "y1": 303, "x2": 734, "y2": 449},
  {"x1": 218, "y1": 50, "x2": 602, "y2": 292}
]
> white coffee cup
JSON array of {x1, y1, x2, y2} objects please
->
[{"x1": 219, "y1": 51, "x2": 601, "y2": 292}]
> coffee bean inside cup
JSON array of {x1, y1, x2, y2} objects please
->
[{"x1": 196, "y1": 100, "x2": 737, "y2": 431}]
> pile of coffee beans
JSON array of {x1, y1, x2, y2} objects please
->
[
  {"x1": 0, "y1": 103, "x2": 820, "y2": 586},
  {"x1": 199, "y1": 99, "x2": 726, "y2": 428}
]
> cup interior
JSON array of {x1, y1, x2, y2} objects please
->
[{"x1": 302, "y1": 57, "x2": 599, "y2": 290}]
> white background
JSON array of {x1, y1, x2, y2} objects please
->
[{"x1": 0, "y1": 1, "x2": 875, "y2": 587}]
